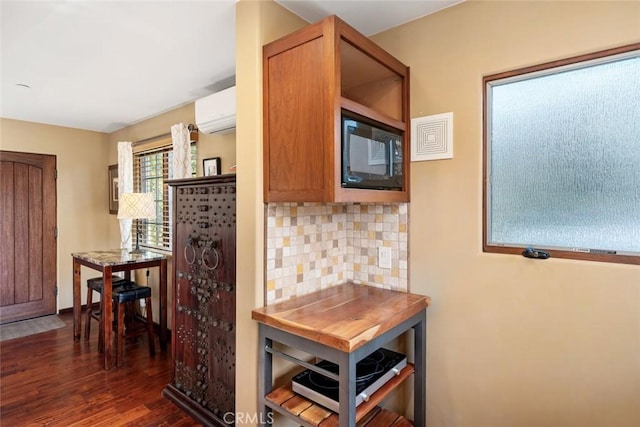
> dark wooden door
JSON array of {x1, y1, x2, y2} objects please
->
[{"x1": 0, "y1": 151, "x2": 57, "y2": 324}]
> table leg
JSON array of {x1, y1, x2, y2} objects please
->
[
  {"x1": 102, "y1": 266, "x2": 113, "y2": 370},
  {"x1": 414, "y1": 317, "x2": 426, "y2": 427},
  {"x1": 258, "y1": 325, "x2": 273, "y2": 423},
  {"x1": 159, "y1": 258, "x2": 168, "y2": 351},
  {"x1": 73, "y1": 258, "x2": 81, "y2": 342},
  {"x1": 338, "y1": 352, "x2": 357, "y2": 427}
]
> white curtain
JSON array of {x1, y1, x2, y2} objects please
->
[
  {"x1": 171, "y1": 123, "x2": 191, "y2": 179},
  {"x1": 117, "y1": 141, "x2": 133, "y2": 251}
]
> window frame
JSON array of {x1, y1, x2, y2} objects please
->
[
  {"x1": 133, "y1": 141, "x2": 197, "y2": 252},
  {"x1": 482, "y1": 43, "x2": 640, "y2": 265}
]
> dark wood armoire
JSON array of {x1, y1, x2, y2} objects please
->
[{"x1": 163, "y1": 174, "x2": 236, "y2": 426}]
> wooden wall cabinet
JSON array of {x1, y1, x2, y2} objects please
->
[
  {"x1": 263, "y1": 15, "x2": 410, "y2": 203},
  {"x1": 163, "y1": 175, "x2": 236, "y2": 426}
]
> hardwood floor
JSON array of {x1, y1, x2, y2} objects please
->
[{"x1": 0, "y1": 312, "x2": 201, "y2": 426}]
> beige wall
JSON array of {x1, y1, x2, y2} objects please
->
[
  {"x1": 107, "y1": 103, "x2": 236, "y2": 176},
  {"x1": 371, "y1": 1, "x2": 640, "y2": 426},
  {"x1": 97, "y1": 1, "x2": 307, "y2": 418},
  {"x1": 0, "y1": 118, "x2": 111, "y2": 310},
  {"x1": 234, "y1": 0, "x2": 307, "y2": 421},
  {"x1": 0, "y1": 101, "x2": 235, "y2": 315},
  {"x1": 106, "y1": 103, "x2": 237, "y2": 245},
  {"x1": 105, "y1": 100, "x2": 237, "y2": 327}
]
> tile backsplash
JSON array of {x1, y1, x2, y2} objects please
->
[{"x1": 265, "y1": 202, "x2": 408, "y2": 304}]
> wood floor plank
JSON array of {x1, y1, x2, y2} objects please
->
[{"x1": 0, "y1": 312, "x2": 200, "y2": 426}]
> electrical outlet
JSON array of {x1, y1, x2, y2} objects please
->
[{"x1": 378, "y1": 246, "x2": 392, "y2": 269}]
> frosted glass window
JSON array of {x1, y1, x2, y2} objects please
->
[{"x1": 484, "y1": 46, "x2": 640, "y2": 262}]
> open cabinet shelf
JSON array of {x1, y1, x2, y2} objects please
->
[{"x1": 265, "y1": 364, "x2": 415, "y2": 426}]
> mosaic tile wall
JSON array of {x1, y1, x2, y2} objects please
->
[{"x1": 265, "y1": 202, "x2": 408, "y2": 304}]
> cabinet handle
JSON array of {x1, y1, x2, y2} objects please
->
[
  {"x1": 202, "y1": 247, "x2": 220, "y2": 271},
  {"x1": 184, "y1": 244, "x2": 197, "y2": 265}
]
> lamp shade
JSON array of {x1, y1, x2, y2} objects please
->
[{"x1": 117, "y1": 193, "x2": 156, "y2": 220}]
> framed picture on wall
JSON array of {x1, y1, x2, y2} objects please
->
[
  {"x1": 203, "y1": 157, "x2": 221, "y2": 176},
  {"x1": 109, "y1": 164, "x2": 119, "y2": 214}
]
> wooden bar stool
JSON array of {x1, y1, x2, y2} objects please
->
[
  {"x1": 84, "y1": 275, "x2": 128, "y2": 351},
  {"x1": 84, "y1": 277, "x2": 155, "y2": 367},
  {"x1": 112, "y1": 284, "x2": 155, "y2": 367}
]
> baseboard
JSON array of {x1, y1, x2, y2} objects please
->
[{"x1": 58, "y1": 304, "x2": 96, "y2": 315}]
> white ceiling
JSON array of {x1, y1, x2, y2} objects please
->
[{"x1": 0, "y1": 0, "x2": 461, "y2": 133}]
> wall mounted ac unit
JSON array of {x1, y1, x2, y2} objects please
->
[{"x1": 195, "y1": 86, "x2": 236, "y2": 134}]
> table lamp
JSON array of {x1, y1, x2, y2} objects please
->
[{"x1": 117, "y1": 192, "x2": 156, "y2": 254}]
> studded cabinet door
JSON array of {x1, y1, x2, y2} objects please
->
[{"x1": 168, "y1": 176, "x2": 236, "y2": 426}]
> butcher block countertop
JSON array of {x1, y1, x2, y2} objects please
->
[{"x1": 251, "y1": 282, "x2": 430, "y2": 353}]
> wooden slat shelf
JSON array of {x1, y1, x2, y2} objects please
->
[
  {"x1": 265, "y1": 364, "x2": 415, "y2": 426},
  {"x1": 321, "y1": 407, "x2": 412, "y2": 427}
]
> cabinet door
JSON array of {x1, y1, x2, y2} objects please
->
[
  {"x1": 203, "y1": 184, "x2": 236, "y2": 419},
  {"x1": 264, "y1": 37, "x2": 332, "y2": 202},
  {"x1": 172, "y1": 182, "x2": 236, "y2": 419},
  {"x1": 173, "y1": 184, "x2": 206, "y2": 406}
]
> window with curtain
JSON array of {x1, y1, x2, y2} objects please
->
[
  {"x1": 133, "y1": 143, "x2": 197, "y2": 251},
  {"x1": 483, "y1": 43, "x2": 640, "y2": 265}
]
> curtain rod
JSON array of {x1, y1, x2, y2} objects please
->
[{"x1": 131, "y1": 124, "x2": 197, "y2": 147}]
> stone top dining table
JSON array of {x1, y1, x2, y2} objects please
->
[{"x1": 71, "y1": 249, "x2": 168, "y2": 370}]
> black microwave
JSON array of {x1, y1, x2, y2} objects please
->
[{"x1": 341, "y1": 111, "x2": 403, "y2": 190}]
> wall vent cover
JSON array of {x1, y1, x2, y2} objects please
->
[{"x1": 411, "y1": 112, "x2": 453, "y2": 161}]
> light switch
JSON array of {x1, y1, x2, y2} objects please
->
[{"x1": 378, "y1": 246, "x2": 392, "y2": 269}]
